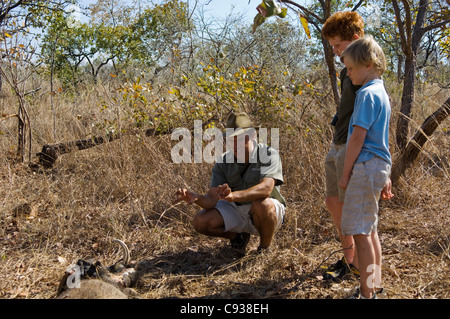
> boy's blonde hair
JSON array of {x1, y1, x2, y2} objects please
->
[{"x1": 340, "y1": 35, "x2": 387, "y2": 76}]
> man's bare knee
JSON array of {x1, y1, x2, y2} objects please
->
[
  {"x1": 192, "y1": 210, "x2": 208, "y2": 233},
  {"x1": 250, "y1": 198, "x2": 274, "y2": 219},
  {"x1": 192, "y1": 209, "x2": 221, "y2": 234},
  {"x1": 191, "y1": 213, "x2": 202, "y2": 233}
]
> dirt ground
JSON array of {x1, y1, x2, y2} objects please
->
[{"x1": 0, "y1": 129, "x2": 448, "y2": 300}]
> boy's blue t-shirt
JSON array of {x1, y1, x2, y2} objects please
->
[{"x1": 348, "y1": 79, "x2": 391, "y2": 165}]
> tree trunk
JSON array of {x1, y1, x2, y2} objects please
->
[
  {"x1": 319, "y1": 0, "x2": 339, "y2": 109},
  {"x1": 391, "y1": 97, "x2": 450, "y2": 185},
  {"x1": 395, "y1": 55, "x2": 416, "y2": 150},
  {"x1": 322, "y1": 38, "x2": 340, "y2": 108},
  {"x1": 393, "y1": 0, "x2": 429, "y2": 151},
  {"x1": 280, "y1": 0, "x2": 340, "y2": 109},
  {"x1": 17, "y1": 105, "x2": 25, "y2": 161},
  {"x1": 15, "y1": 92, "x2": 31, "y2": 162},
  {"x1": 396, "y1": 54, "x2": 403, "y2": 82}
]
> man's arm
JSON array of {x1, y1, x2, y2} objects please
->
[
  {"x1": 175, "y1": 187, "x2": 220, "y2": 210},
  {"x1": 218, "y1": 177, "x2": 275, "y2": 203},
  {"x1": 338, "y1": 125, "x2": 367, "y2": 190}
]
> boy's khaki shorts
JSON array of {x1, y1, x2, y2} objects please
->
[
  {"x1": 341, "y1": 157, "x2": 391, "y2": 236},
  {"x1": 325, "y1": 143, "x2": 347, "y2": 202},
  {"x1": 214, "y1": 199, "x2": 285, "y2": 235}
]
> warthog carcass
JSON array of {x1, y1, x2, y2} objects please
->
[{"x1": 56, "y1": 239, "x2": 139, "y2": 299}]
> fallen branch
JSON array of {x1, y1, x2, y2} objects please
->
[
  {"x1": 36, "y1": 136, "x2": 114, "y2": 169},
  {"x1": 391, "y1": 97, "x2": 450, "y2": 185},
  {"x1": 35, "y1": 112, "x2": 222, "y2": 169},
  {"x1": 0, "y1": 113, "x2": 18, "y2": 121},
  {"x1": 24, "y1": 87, "x2": 41, "y2": 96}
]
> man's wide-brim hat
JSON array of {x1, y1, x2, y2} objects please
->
[{"x1": 223, "y1": 112, "x2": 255, "y2": 138}]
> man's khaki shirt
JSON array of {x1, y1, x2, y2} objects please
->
[{"x1": 210, "y1": 142, "x2": 286, "y2": 207}]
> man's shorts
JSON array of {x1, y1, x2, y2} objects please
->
[
  {"x1": 341, "y1": 157, "x2": 391, "y2": 236},
  {"x1": 214, "y1": 199, "x2": 286, "y2": 235},
  {"x1": 325, "y1": 143, "x2": 347, "y2": 202}
]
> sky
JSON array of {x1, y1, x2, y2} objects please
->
[
  {"x1": 197, "y1": 0, "x2": 256, "y2": 20},
  {"x1": 77, "y1": 0, "x2": 259, "y2": 22}
]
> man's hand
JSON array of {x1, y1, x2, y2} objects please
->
[
  {"x1": 217, "y1": 183, "x2": 234, "y2": 202},
  {"x1": 380, "y1": 178, "x2": 394, "y2": 200},
  {"x1": 175, "y1": 188, "x2": 199, "y2": 205}
]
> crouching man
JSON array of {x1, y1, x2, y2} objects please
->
[{"x1": 175, "y1": 112, "x2": 286, "y2": 254}]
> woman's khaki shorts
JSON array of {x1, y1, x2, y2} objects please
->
[{"x1": 341, "y1": 157, "x2": 391, "y2": 236}]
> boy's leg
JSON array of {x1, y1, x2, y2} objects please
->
[
  {"x1": 325, "y1": 144, "x2": 358, "y2": 267},
  {"x1": 353, "y1": 234, "x2": 376, "y2": 298},
  {"x1": 371, "y1": 231, "x2": 382, "y2": 289},
  {"x1": 325, "y1": 195, "x2": 358, "y2": 267},
  {"x1": 343, "y1": 158, "x2": 389, "y2": 297}
]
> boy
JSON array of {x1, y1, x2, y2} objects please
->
[
  {"x1": 321, "y1": 11, "x2": 365, "y2": 281},
  {"x1": 338, "y1": 35, "x2": 392, "y2": 299}
]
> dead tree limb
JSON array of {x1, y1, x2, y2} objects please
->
[
  {"x1": 35, "y1": 126, "x2": 170, "y2": 169},
  {"x1": 0, "y1": 114, "x2": 17, "y2": 121},
  {"x1": 391, "y1": 97, "x2": 450, "y2": 185},
  {"x1": 36, "y1": 136, "x2": 113, "y2": 169},
  {"x1": 34, "y1": 112, "x2": 221, "y2": 169}
]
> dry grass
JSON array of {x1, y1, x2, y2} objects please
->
[{"x1": 0, "y1": 80, "x2": 448, "y2": 300}]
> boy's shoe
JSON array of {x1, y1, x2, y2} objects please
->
[
  {"x1": 346, "y1": 287, "x2": 383, "y2": 299},
  {"x1": 347, "y1": 263, "x2": 360, "y2": 278},
  {"x1": 322, "y1": 257, "x2": 346, "y2": 278},
  {"x1": 256, "y1": 246, "x2": 270, "y2": 254},
  {"x1": 230, "y1": 233, "x2": 250, "y2": 251},
  {"x1": 346, "y1": 287, "x2": 361, "y2": 299},
  {"x1": 323, "y1": 257, "x2": 359, "y2": 282}
]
